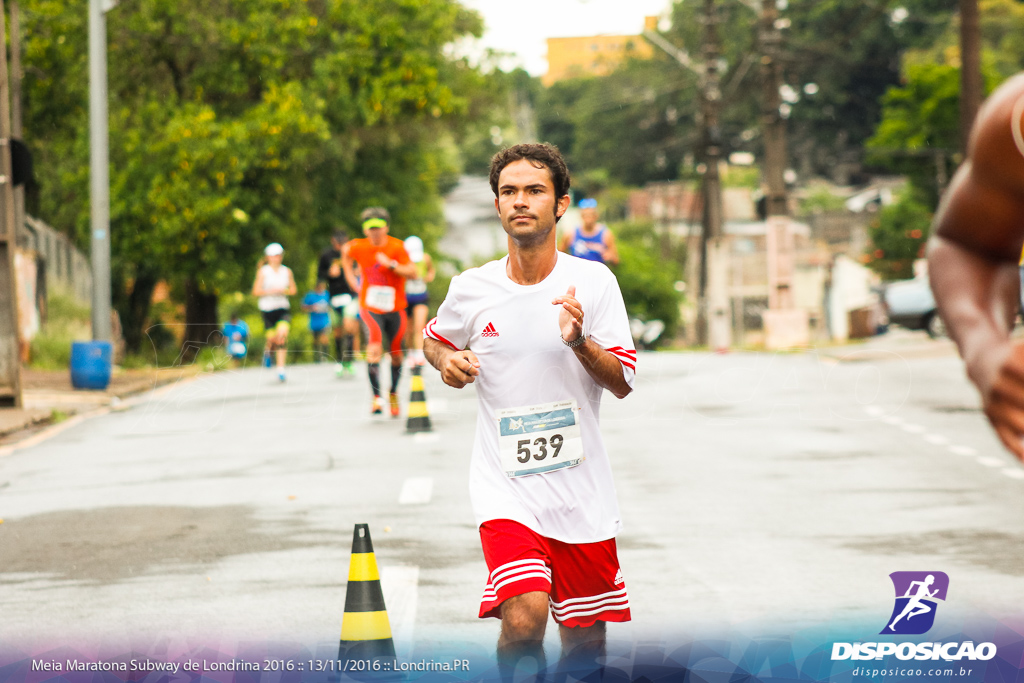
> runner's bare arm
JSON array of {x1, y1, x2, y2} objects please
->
[
  {"x1": 424, "y1": 337, "x2": 480, "y2": 389},
  {"x1": 603, "y1": 231, "x2": 619, "y2": 266},
  {"x1": 553, "y1": 286, "x2": 632, "y2": 399},
  {"x1": 929, "y1": 73, "x2": 1024, "y2": 459},
  {"x1": 251, "y1": 269, "x2": 265, "y2": 297},
  {"x1": 373, "y1": 251, "x2": 418, "y2": 278},
  {"x1": 341, "y1": 243, "x2": 360, "y2": 292}
]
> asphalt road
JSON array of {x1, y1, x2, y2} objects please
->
[{"x1": 2, "y1": 337, "x2": 1024, "y2": 659}]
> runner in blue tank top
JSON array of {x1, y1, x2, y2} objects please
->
[{"x1": 559, "y1": 198, "x2": 619, "y2": 265}]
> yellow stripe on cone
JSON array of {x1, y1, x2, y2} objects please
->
[
  {"x1": 341, "y1": 611, "x2": 393, "y2": 641},
  {"x1": 410, "y1": 374, "x2": 425, "y2": 392},
  {"x1": 348, "y1": 553, "x2": 380, "y2": 581},
  {"x1": 407, "y1": 402, "x2": 429, "y2": 418}
]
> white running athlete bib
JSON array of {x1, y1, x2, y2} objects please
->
[
  {"x1": 331, "y1": 293, "x2": 353, "y2": 308},
  {"x1": 406, "y1": 279, "x2": 428, "y2": 296},
  {"x1": 365, "y1": 285, "x2": 396, "y2": 312},
  {"x1": 496, "y1": 400, "x2": 584, "y2": 478}
]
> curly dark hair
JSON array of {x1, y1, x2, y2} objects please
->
[{"x1": 488, "y1": 143, "x2": 571, "y2": 200}]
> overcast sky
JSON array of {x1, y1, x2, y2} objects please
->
[{"x1": 456, "y1": 0, "x2": 674, "y2": 76}]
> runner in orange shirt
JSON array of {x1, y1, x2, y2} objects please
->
[{"x1": 342, "y1": 207, "x2": 418, "y2": 416}]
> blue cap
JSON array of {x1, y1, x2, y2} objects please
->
[{"x1": 578, "y1": 198, "x2": 598, "y2": 209}]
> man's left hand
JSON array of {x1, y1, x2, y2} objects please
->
[{"x1": 553, "y1": 285, "x2": 584, "y2": 343}]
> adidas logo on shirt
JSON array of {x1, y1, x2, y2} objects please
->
[
  {"x1": 482, "y1": 322, "x2": 499, "y2": 337},
  {"x1": 614, "y1": 569, "x2": 624, "y2": 586}
]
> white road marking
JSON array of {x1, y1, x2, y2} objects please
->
[
  {"x1": 398, "y1": 477, "x2": 433, "y2": 505},
  {"x1": 413, "y1": 433, "x2": 440, "y2": 444},
  {"x1": 882, "y1": 416, "x2": 904, "y2": 426},
  {"x1": 1001, "y1": 468, "x2": 1024, "y2": 480},
  {"x1": 380, "y1": 565, "x2": 419, "y2": 656},
  {"x1": 900, "y1": 423, "x2": 926, "y2": 434},
  {"x1": 978, "y1": 457, "x2": 1004, "y2": 468},
  {"x1": 924, "y1": 434, "x2": 949, "y2": 446},
  {"x1": 949, "y1": 445, "x2": 978, "y2": 457},
  {"x1": 864, "y1": 406, "x2": 885, "y2": 417}
]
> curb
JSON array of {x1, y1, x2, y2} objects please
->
[{"x1": 0, "y1": 370, "x2": 198, "y2": 457}]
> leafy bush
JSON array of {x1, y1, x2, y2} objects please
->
[
  {"x1": 864, "y1": 188, "x2": 933, "y2": 280},
  {"x1": 611, "y1": 222, "x2": 682, "y2": 345}
]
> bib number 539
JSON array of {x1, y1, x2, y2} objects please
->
[{"x1": 516, "y1": 434, "x2": 564, "y2": 463}]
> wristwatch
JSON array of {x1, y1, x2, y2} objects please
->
[{"x1": 561, "y1": 334, "x2": 586, "y2": 348}]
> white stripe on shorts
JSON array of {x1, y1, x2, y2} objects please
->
[{"x1": 550, "y1": 587, "x2": 630, "y2": 620}]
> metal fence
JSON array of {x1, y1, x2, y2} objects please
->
[{"x1": 21, "y1": 215, "x2": 92, "y2": 305}]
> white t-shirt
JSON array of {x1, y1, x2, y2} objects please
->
[
  {"x1": 425, "y1": 251, "x2": 636, "y2": 544},
  {"x1": 257, "y1": 264, "x2": 292, "y2": 312}
]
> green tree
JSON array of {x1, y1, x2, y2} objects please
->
[
  {"x1": 864, "y1": 188, "x2": 933, "y2": 280},
  {"x1": 21, "y1": 0, "x2": 486, "y2": 353}
]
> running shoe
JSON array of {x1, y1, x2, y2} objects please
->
[
  {"x1": 389, "y1": 392, "x2": 400, "y2": 418},
  {"x1": 344, "y1": 362, "x2": 356, "y2": 376},
  {"x1": 371, "y1": 396, "x2": 384, "y2": 415},
  {"x1": 335, "y1": 363, "x2": 344, "y2": 378},
  {"x1": 278, "y1": 370, "x2": 286, "y2": 382},
  {"x1": 263, "y1": 351, "x2": 272, "y2": 368}
]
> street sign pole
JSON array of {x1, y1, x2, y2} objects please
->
[{"x1": 89, "y1": 0, "x2": 111, "y2": 342}]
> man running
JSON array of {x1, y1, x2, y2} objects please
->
[
  {"x1": 252, "y1": 242, "x2": 297, "y2": 382},
  {"x1": 887, "y1": 575, "x2": 938, "y2": 632},
  {"x1": 318, "y1": 230, "x2": 359, "y2": 376},
  {"x1": 559, "y1": 198, "x2": 619, "y2": 266},
  {"x1": 928, "y1": 73, "x2": 1024, "y2": 460},
  {"x1": 342, "y1": 208, "x2": 416, "y2": 416},
  {"x1": 423, "y1": 144, "x2": 636, "y2": 675}
]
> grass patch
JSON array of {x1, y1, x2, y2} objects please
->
[{"x1": 29, "y1": 295, "x2": 92, "y2": 370}]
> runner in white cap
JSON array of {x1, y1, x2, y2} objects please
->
[
  {"x1": 423, "y1": 143, "x2": 636, "y2": 677},
  {"x1": 252, "y1": 242, "x2": 297, "y2": 382},
  {"x1": 403, "y1": 235, "x2": 435, "y2": 367}
]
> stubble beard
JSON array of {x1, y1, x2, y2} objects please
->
[{"x1": 503, "y1": 212, "x2": 557, "y2": 250}]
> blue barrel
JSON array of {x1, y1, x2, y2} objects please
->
[{"x1": 70, "y1": 341, "x2": 113, "y2": 390}]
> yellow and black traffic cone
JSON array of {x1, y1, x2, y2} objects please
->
[
  {"x1": 338, "y1": 524, "x2": 397, "y2": 664},
  {"x1": 405, "y1": 365, "x2": 432, "y2": 433}
]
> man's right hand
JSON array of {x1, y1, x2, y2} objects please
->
[
  {"x1": 972, "y1": 341, "x2": 1024, "y2": 461},
  {"x1": 439, "y1": 349, "x2": 480, "y2": 388}
]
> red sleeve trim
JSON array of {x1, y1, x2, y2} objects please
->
[{"x1": 425, "y1": 318, "x2": 459, "y2": 351}]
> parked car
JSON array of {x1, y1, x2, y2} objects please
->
[{"x1": 882, "y1": 276, "x2": 946, "y2": 338}]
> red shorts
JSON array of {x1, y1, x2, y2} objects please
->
[{"x1": 478, "y1": 519, "x2": 631, "y2": 628}]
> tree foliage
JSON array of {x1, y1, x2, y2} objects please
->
[
  {"x1": 864, "y1": 188, "x2": 933, "y2": 280},
  {"x1": 21, "y1": 0, "x2": 488, "y2": 351}
]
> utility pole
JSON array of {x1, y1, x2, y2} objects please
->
[
  {"x1": 0, "y1": 0, "x2": 23, "y2": 407},
  {"x1": 759, "y1": 0, "x2": 787, "y2": 223},
  {"x1": 89, "y1": 0, "x2": 112, "y2": 342},
  {"x1": 644, "y1": 2, "x2": 730, "y2": 350},
  {"x1": 700, "y1": 0, "x2": 731, "y2": 350},
  {"x1": 958, "y1": 0, "x2": 982, "y2": 156},
  {"x1": 10, "y1": 0, "x2": 24, "y2": 249},
  {"x1": 759, "y1": 0, "x2": 808, "y2": 349}
]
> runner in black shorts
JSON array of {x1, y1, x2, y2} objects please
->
[{"x1": 318, "y1": 230, "x2": 359, "y2": 376}]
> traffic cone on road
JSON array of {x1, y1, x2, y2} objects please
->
[
  {"x1": 405, "y1": 365, "x2": 432, "y2": 433},
  {"x1": 338, "y1": 524, "x2": 397, "y2": 664}
]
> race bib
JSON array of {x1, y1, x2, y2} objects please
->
[
  {"x1": 365, "y1": 285, "x2": 396, "y2": 312},
  {"x1": 406, "y1": 279, "x2": 428, "y2": 296},
  {"x1": 330, "y1": 293, "x2": 353, "y2": 308},
  {"x1": 496, "y1": 400, "x2": 584, "y2": 478}
]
